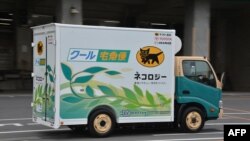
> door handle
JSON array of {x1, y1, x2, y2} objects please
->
[{"x1": 182, "y1": 90, "x2": 190, "y2": 95}]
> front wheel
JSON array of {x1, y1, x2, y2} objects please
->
[
  {"x1": 180, "y1": 107, "x2": 205, "y2": 132},
  {"x1": 88, "y1": 110, "x2": 115, "y2": 137}
]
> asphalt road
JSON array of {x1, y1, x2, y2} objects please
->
[{"x1": 0, "y1": 92, "x2": 250, "y2": 141}]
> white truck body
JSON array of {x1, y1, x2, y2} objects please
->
[{"x1": 32, "y1": 23, "x2": 177, "y2": 129}]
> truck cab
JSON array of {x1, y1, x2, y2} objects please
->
[{"x1": 174, "y1": 56, "x2": 223, "y2": 132}]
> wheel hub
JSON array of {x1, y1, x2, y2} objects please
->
[
  {"x1": 186, "y1": 111, "x2": 202, "y2": 130},
  {"x1": 93, "y1": 114, "x2": 112, "y2": 134},
  {"x1": 100, "y1": 120, "x2": 106, "y2": 127}
]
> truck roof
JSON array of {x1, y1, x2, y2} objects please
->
[
  {"x1": 175, "y1": 56, "x2": 207, "y2": 60},
  {"x1": 31, "y1": 23, "x2": 175, "y2": 33}
]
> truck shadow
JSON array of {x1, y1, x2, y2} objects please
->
[{"x1": 37, "y1": 127, "x2": 222, "y2": 140}]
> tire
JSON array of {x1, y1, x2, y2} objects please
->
[
  {"x1": 180, "y1": 107, "x2": 205, "y2": 132},
  {"x1": 88, "y1": 109, "x2": 115, "y2": 137}
]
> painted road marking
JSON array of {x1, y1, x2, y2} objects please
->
[
  {"x1": 224, "y1": 113, "x2": 250, "y2": 115},
  {"x1": 153, "y1": 131, "x2": 223, "y2": 136},
  {"x1": 224, "y1": 107, "x2": 250, "y2": 113},
  {"x1": 27, "y1": 123, "x2": 39, "y2": 125},
  {"x1": 0, "y1": 118, "x2": 31, "y2": 121},
  {"x1": 223, "y1": 114, "x2": 250, "y2": 121},
  {"x1": 142, "y1": 137, "x2": 223, "y2": 141},
  {"x1": 206, "y1": 122, "x2": 250, "y2": 125},
  {"x1": 0, "y1": 123, "x2": 23, "y2": 127},
  {"x1": 0, "y1": 128, "x2": 69, "y2": 134},
  {"x1": 223, "y1": 93, "x2": 250, "y2": 96}
]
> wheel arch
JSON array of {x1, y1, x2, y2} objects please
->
[
  {"x1": 176, "y1": 102, "x2": 207, "y2": 123},
  {"x1": 87, "y1": 105, "x2": 117, "y2": 124}
]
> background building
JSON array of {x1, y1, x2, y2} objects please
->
[{"x1": 0, "y1": 0, "x2": 249, "y2": 91}]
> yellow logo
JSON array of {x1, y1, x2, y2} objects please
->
[
  {"x1": 37, "y1": 41, "x2": 43, "y2": 55},
  {"x1": 136, "y1": 46, "x2": 164, "y2": 67}
]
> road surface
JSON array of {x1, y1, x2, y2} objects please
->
[{"x1": 0, "y1": 92, "x2": 250, "y2": 141}]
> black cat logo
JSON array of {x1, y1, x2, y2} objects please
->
[
  {"x1": 136, "y1": 46, "x2": 164, "y2": 67},
  {"x1": 37, "y1": 41, "x2": 43, "y2": 55}
]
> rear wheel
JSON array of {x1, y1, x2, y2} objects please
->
[
  {"x1": 88, "y1": 110, "x2": 115, "y2": 137},
  {"x1": 180, "y1": 107, "x2": 205, "y2": 132}
]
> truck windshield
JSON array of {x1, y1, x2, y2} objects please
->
[{"x1": 182, "y1": 60, "x2": 216, "y2": 87}]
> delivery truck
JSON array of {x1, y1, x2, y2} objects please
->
[{"x1": 31, "y1": 23, "x2": 223, "y2": 137}]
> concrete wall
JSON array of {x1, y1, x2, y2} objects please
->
[
  {"x1": 56, "y1": 0, "x2": 82, "y2": 24},
  {"x1": 16, "y1": 27, "x2": 32, "y2": 71},
  {"x1": 184, "y1": 0, "x2": 210, "y2": 58},
  {"x1": 212, "y1": 11, "x2": 250, "y2": 91},
  {"x1": 0, "y1": 27, "x2": 32, "y2": 90},
  {"x1": 0, "y1": 33, "x2": 15, "y2": 70},
  {"x1": 227, "y1": 16, "x2": 250, "y2": 91}
]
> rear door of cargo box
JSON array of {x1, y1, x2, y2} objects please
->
[{"x1": 32, "y1": 25, "x2": 56, "y2": 126}]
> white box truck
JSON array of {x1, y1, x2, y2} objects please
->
[{"x1": 32, "y1": 23, "x2": 223, "y2": 137}]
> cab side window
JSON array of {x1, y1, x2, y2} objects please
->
[{"x1": 182, "y1": 60, "x2": 216, "y2": 87}]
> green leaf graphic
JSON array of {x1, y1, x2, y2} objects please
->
[
  {"x1": 83, "y1": 67, "x2": 107, "y2": 74},
  {"x1": 98, "y1": 85, "x2": 115, "y2": 96},
  {"x1": 125, "y1": 103, "x2": 139, "y2": 109},
  {"x1": 73, "y1": 75, "x2": 93, "y2": 83},
  {"x1": 123, "y1": 87, "x2": 138, "y2": 103},
  {"x1": 61, "y1": 63, "x2": 72, "y2": 81},
  {"x1": 37, "y1": 86, "x2": 40, "y2": 96},
  {"x1": 88, "y1": 99, "x2": 100, "y2": 107},
  {"x1": 47, "y1": 65, "x2": 52, "y2": 72},
  {"x1": 49, "y1": 74, "x2": 54, "y2": 82},
  {"x1": 134, "y1": 85, "x2": 143, "y2": 97},
  {"x1": 63, "y1": 96, "x2": 82, "y2": 103},
  {"x1": 86, "y1": 86, "x2": 94, "y2": 97},
  {"x1": 51, "y1": 96, "x2": 55, "y2": 102},
  {"x1": 47, "y1": 85, "x2": 51, "y2": 95},
  {"x1": 110, "y1": 99, "x2": 123, "y2": 106},
  {"x1": 36, "y1": 98, "x2": 42, "y2": 105},
  {"x1": 38, "y1": 85, "x2": 43, "y2": 97},
  {"x1": 157, "y1": 93, "x2": 169, "y2": 104},
  {"x1": 105, "y1": 71, "x2": 120, "y2": 75},
  {"x1": 146, "y1": 91, "x2": 155, "y2": 105}
]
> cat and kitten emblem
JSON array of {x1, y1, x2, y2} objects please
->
[
  {"x1": 37, "y1": 41, "x2": 43, "y2": 55},
  {"x1": 136, "y1": 46, "x2": 164, "y2": 67}
]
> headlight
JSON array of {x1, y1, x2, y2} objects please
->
[{"x1": 219, "y1": 100, "x2": 223, "y2": 108}]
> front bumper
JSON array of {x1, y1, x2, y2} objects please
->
[
  {"x1": 219, "y1": 100, "x2": 223, "y2": 118},
  {"x1": 219, "y1": 108, "x2": 223, "y2": 118}
]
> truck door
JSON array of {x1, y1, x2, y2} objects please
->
[
  {"x1": 33, "y1": 31, "x2": 55, "y2": 124},
  {"x1": 176, "y1": 59, "x2": 221, "y2": 116},
  {"x1": 45, "y1": 32, "x2": 56, "y2": 123},
  {"x1": 33, "y1": 32, "x2": 47, "y2": 121}
]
